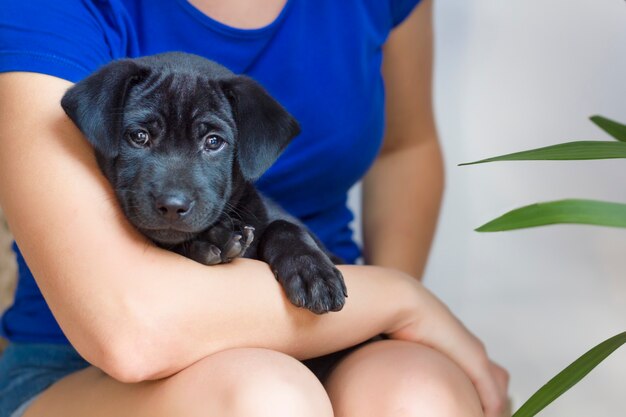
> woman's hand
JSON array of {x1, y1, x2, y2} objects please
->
[{"x1": 387, "y1": 276, "x2": 510, "y2": 417}]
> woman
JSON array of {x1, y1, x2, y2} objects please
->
[{"x1": 0, "y1": 0, "x2": 509, "y2": 416}]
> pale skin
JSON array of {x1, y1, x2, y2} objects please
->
[{"x1": 0, "y1": 0, "x2": 509, "y2": 416}]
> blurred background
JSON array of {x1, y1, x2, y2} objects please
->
[{"x1": 354, "y1": 0, "x2": 626, "y2": 415}]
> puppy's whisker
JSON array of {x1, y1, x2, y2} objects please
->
[
  {"x1": 222, "y1": 202, "x2": 247, "y2": 221},
  {"x1": 223, "y1": 201, "x2": 261, "y2": 224}
]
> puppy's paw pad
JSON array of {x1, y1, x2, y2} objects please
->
[
  {"x1": 187, "y1": 241, "x2": 223, "y2": 265},
  {"x1": 223, "y1": 234, "x2": 243, "y2": 260},
  {"x1": 242, "y1": 226, "x2": 255, "y2": 247},
  {"x1": 222, "y1": 225, "x2": 255, "y2": 262},
  {"x1": 204, "y1": 245, "x2": 223, "y2": 265}
]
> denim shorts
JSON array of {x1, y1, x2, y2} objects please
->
[{"x1": 0, "y1": 343, "x2": 90, "y2": 417}]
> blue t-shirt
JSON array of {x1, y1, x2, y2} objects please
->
[{"x1": 0, "y1": 0, "x2": 422, "y2": 343}]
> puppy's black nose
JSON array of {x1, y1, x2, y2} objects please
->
[{"x1": 155, "y1": 194, "x2": 193, "y2": 221}]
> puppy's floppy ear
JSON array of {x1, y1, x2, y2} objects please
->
[
  {"x1": 221, "y1": 76, "x2": 300, "y2": 181},
  {"x1": 61, "y1": 59, "x2": 149, "y2": 159}
]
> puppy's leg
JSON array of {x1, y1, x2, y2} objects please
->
[{"x1": 258, "y1": 220, "x2": 347, "y2": 314}]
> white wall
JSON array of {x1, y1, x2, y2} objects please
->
[
  {"x1": 430, "y1": 0, "x2": 626, "y2": 415},
  {"x1": 350, "y1": 1, "x2": 626, "y2": 414}
]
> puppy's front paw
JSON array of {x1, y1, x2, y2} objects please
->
[
  {"x1": 272, "y1": 253, "x2": 347, "y2": 314},
  {"x1": 186, "y1": 225, "x2": 254, "y2": 265},
  {"x1": 186, "y1": 241, "x2": 223, "y2": 265},
  {"x1": 222, "y1": 225, "x2": 255, "y2": 262}
]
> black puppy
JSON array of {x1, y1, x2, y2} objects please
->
[{"x1": 61, "y1": 52, "x2": 346, "y2": 314}]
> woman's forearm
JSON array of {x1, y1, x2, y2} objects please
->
[
  {"x1": 106, "y1": 258, "x2": 420, "y2": 382},
  {"x1": 0, "y1": 72, "x2": 421, "y2": 382}
]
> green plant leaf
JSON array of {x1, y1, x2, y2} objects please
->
[
  {"x1": 459, "y1": 141, "x2": 626, "y2": 166},
  {"x1": 476, "y1": 199, "x2": 626, "y2": 232},
  {"x1": 590, "y1": 115, "x2": 626, "y2": 142},
  {"x1": 512, "y1": 331, "x2": 626, "y2": 417}
]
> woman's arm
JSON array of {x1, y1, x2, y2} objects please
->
[
  {"x1": 362, "y1": 0, "x2": 444, "y2": 279},
  {"x1": 0, "y1": 71, "x2": 431, "y2": 381},
  {"x1": 363, "y1": 5, "x2": 510, "y2": 414}
]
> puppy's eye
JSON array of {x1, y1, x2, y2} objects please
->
[
  {"x1": 128, "y1": 129, "x2": 151, "y2": 147},
  {"x1": 203, "y1": 134, "x2": 225, "y2": 152}
]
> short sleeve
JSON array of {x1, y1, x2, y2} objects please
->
[
  {"x1": 0, "y1": 0, "x2": 130, "y2": 82},
  {"x1": 390, "y1": 0, "x2": 423, "y2": 28}
]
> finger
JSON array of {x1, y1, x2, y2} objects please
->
[
  {"x1": 473, "y1": 367, "x2": 508, "y2": 417},
  {"x1": 491, "y1": 362, "x2": 510, "y2": 396}
]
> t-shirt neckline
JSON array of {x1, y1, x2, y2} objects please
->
[{"x1": 174, "y1": 0, "x2": 293, "y2": 39}]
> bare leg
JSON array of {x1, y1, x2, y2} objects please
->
[
  {"x1": 325, "y1": 340, "x2": 485, "y2": 417},
  {"x1": 23, "y1": 348, "x2": 333, "y2": 417}
]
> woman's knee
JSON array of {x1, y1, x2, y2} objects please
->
[
  {"x1": 159, "y1": 347, "x2": 333, "y2": 417},
  {"x1": 325, "y1": 340, "x2": 484, "y2": 417}
]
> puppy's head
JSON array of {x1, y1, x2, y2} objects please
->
[{"x1": 61, "y1": 52, "x2": 300, "y2": 245}]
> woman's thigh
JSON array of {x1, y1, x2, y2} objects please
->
[
  {"x1": 324, "y1": 339, "x2": 485, "y2": 417},
  {"x1": 22, "y1": 348, "x2": 333, "y2": 417}
]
